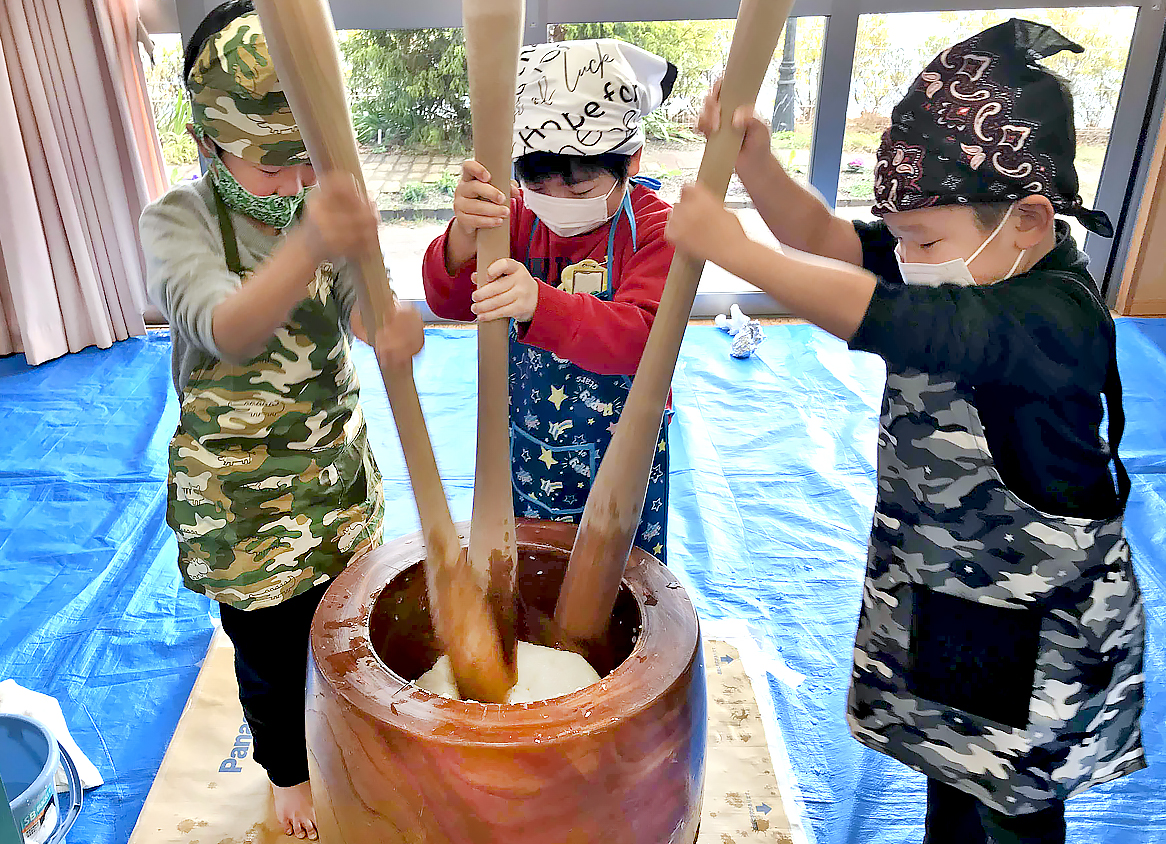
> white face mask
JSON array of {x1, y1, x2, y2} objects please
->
[
  {"x1": 522, "y1": 181, "x2": 621, "y2": 237},
  {"x1": 895, "y1": 202, "x2": 1026, "y2": 287}
]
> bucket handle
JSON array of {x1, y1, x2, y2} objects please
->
[{"x1": 45, "y1": 744, "x2": 82, "y2": 844}]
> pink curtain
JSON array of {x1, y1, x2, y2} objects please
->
[{"x1": 0, "y1": 0, "x2": 167, "y2": 365}]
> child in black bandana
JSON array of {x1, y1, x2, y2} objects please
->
[{"x1": 668, "y1": 19, "x2": 1144, "y2": 844}]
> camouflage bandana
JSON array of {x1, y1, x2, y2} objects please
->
[
  {"x1": 186, "y1": 11, "x2": 309, "y2": 166},
  {"x1": 872, "y1": 19, "x2": 1113, "y2": 237},
  {"x1": 207, "y1": 149, "x2": 306, "y2": 229}
]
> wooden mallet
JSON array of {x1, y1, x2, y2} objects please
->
[
  {"x1": 554, "y1": 0, "x2": 796, "y2": 644},
  {"x1": 253, "y1": 0, "x2": 514, "y2": 703},
  {"x1": 462, "y1": 0, "x2": 525, "y2": 669}
]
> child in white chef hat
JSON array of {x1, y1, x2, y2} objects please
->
[{"x1": 423, "y1": 39, "x2": 678, "y2": 561}]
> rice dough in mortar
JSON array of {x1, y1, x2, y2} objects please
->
[{"x1": 416, "y1": 641, "x2": 602, "y2": 703}]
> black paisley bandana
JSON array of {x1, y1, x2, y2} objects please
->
[{"x1": 872, "y1": 18, "x2": 1114, "y2": 237}]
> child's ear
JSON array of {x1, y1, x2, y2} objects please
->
[
  {"x1": 187, "y1": 124, "x2": 215, "y2": 159},
  {"x1": 628, "y1": 147, "x2": 643, "y2": 178},
  {"x1": 1013, "y1": 195, "x2": 1055, "y2": 249}
]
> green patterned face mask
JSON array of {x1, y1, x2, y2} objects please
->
[{"x1": 207, "y1": 152, "x2": 307, "y2": 230}]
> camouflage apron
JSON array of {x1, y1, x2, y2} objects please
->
[
  {"x1": 848, "y1": 277, "x2": 1145, "y2": 814},
  {"x1": 510, "y1": 180, "x2": 670, "y2": 563},
  {"x1": 166, "y1": 188, "x2": 384, "y2": 610}
]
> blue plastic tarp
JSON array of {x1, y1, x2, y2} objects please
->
[
  {"x1": 662, "y1": 320, "x2": 1166, "y2": 844},
  {"x1": 0, "y1": 321, "x2": 1163, "y2": 844},
  {"x1": 0, "y1": 335, "x2": 209, "y2": 844}
]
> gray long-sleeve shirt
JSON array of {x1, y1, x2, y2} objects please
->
[{"x1": 139, "y1": 175, "x2": 357, "y2": 395}]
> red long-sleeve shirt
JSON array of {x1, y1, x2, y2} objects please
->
[{"x1": 422, "y1": 184, "x2": 674, "y2": 377}]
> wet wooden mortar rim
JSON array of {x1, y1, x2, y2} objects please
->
[{"x1": 309, "y1": 520, "x2": 702, "y2": 748}]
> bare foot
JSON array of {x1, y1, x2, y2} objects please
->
[{"x1": 272, "y1": 781, "x2": 317, "y2": 840}]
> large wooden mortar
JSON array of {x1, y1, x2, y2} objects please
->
[{"x1": 306, "y1": 520, "x2": 707, "y2": 843}]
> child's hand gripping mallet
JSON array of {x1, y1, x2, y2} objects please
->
[
  {"x1": 254, "y1": 0, "x2": 514, "y2": 703},
  {"x1": 554, "y1": 0, "x2": 796, "y2": 644}
]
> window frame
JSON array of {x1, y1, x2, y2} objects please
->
[{"x1": 178, "y1": 0, "x2": 1166, "y2": 314}]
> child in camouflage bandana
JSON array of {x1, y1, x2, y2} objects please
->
[
  {"x1": 139, "y1": 2, "x2": 423, "y2": 839},
  {"x1": 669, "y1": 19, "x2": 1143, "y2": 844}
]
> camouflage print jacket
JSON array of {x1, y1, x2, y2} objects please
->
[{"x1": 141, "y1": 177, "x2": 383, "y2": 610}]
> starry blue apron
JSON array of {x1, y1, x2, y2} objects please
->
[{"x1": 509, "y1": 179, "x2": 670, "y2": 563}]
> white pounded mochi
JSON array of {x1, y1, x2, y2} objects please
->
[{"x1": 415, "y1": 640, "x2": 601, "y2": 703}]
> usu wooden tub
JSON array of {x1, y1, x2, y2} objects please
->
[{"x1": 306, "y1": 519, "x2": 706, "y2": 843}]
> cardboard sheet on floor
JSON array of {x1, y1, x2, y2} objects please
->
[{"x1": 127, "y1": 632, "x2": 796, "y2": 843}]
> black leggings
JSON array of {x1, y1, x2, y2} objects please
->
[
  {"x1": 924, "y1": 779, "x2": 1066, "y2": 844},
  {"x1": 217, "y1": 580, "x2": 330, "y2": 787}
]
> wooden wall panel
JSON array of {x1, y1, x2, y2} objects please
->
[{"x1": 1116, "y1": 105, "x2": 1166, "y2": 316}]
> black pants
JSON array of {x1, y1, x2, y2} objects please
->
[
  {"x1": 218, "y1": 580, "x2": 330, "y2": 788},
  {"x1": 924, "y1": 780, "x2": 1066, "y2": 844}
]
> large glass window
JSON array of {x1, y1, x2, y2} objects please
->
[
  {"x1": 837, "y1": 8, "x2": 1138, "y2": 249},
  {"x1": 159, "y1": 0, "x2": 1163, "y2": 314},
  {"x1": 542, "y1": 19, "x2": 826, "y2": 302},
  {"x1": 339, "y1": 28, "x2": 466, "y2": 303},
  {"x1": 143, "y1": 33, "x2": 198, "y2": 185},
  {"x1": 544, "y1": 19, "x2": 826, "y2": 198}
]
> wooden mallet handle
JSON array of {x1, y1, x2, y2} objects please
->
[
  {"x1": 463, "y1": 0, "x2": 525, "y2": 667},
  {"x1": 554, "y1": 0, "x2": 796, "y2": 643},
  {"x1": 253, "y1": 0, "x2": 513, "y2": 703}
]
